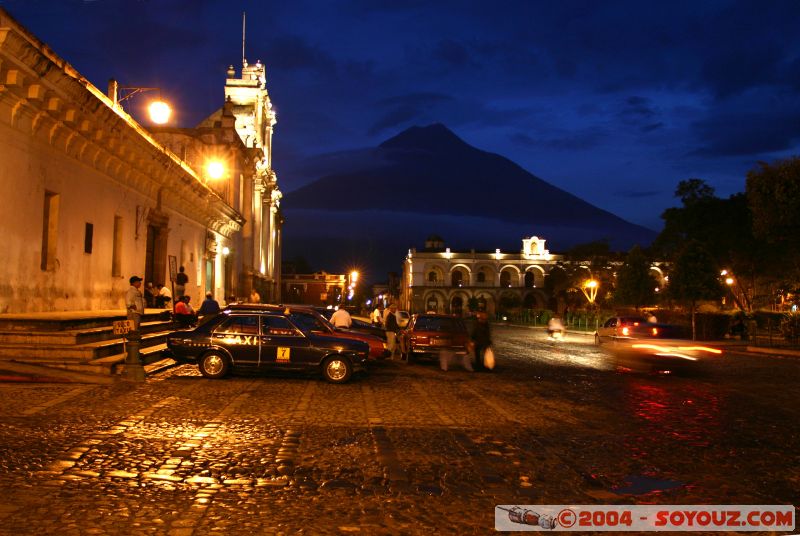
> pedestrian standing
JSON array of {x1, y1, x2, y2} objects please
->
[
  {"x1": 471, "y1": 311, "x2": 492, "y2": 371},
  {"x1": 372, "y1": 304, "x2": 383, "y2": 326},
  {"x1": 249, "y1": 289, "x2": 261, "y2": 304},
  {"x1": 384, "y1": 303, "x2": 400, "y2": 359},
  {"x1": 175, "y1": 266, "x2": 189, "y2": 298},
  {"x1": 330, "y1": 307, "x2": 352, "y2": 328},
  {"x1": 125, "y1": 276, "x2": 145, "y2": 331}
]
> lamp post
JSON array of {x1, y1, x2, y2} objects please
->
[
  {"x1": 108, "y1": 79, "x2": 172, "y2": 124},
  {"x1": 347, "y1": 270, "x2": 359, "y2": 307},
  {"x1": 581, "y1": 279, "x2": 599, "y2": 307}
]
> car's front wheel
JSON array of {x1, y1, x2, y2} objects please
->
[
  {"x1": 322, "y1": 355, "x2": 353, "y2": 384},
  {"x1": 199, "y1": 351, "x2": 229, "y2": 379}
]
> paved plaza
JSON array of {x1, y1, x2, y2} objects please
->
[{"x1": 0, "y1": 325, "x2": 797, "y2": 534}]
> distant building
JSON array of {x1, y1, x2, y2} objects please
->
[
  {"x1": 401, "y1": 234, "x2": 668, "y2": 316},
  {"x1": 281, "y1": 271, "x2": 346, "y2": 307},
  {"x1": 0, "y1": 8, "x2": 280, "y2": 312}
]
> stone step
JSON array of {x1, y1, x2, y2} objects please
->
[
  {"x1": 0, "y1": 309, "x2": 173, "y2": 332},
  {"x1": 0, "y1": 319, "x2": 174, "y2": 345},
  {"x1": 0, "y1": 330, "x2": 173, "y2": 362},
  {"x1": 13, "y1": 343, "x2": 170, "y2": 375}
]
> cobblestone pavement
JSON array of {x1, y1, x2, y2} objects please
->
[{"x1": 0, "y1": 325, "x2": 797, "y2": 535}]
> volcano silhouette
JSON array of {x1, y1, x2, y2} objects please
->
[{"x1": 281, "y1": 124, "x2": 655, "y2": 279}]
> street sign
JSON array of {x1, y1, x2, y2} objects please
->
[
  {"x1": 168, "y1": 255, "x2": 178, "y2": 283},
  {"x1": 113, "y1": 320, "x2": 134, "y2": 335}
]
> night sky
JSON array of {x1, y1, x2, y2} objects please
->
[{"x1": 4, "y1": 0, "x2": 800, "y2": 230}]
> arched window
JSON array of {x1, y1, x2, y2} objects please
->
[
  {"x1": 524, "y1": 271, "x2": 535, "y2": 288},
  {"x1": 451, "y1": 271, "x2": 463, "y2": 287},
  {"x1": 477, "y1": 271, "x2": 486, "y2": 283},
  {"x1": 428, "y1": 271, "x2": 438, "y2": 282},
  {"x1": 500, "y1": 271, "x2": 511, "y2": 287},
  {"x1": 451, "y1": 296, "x2": 464, "y2": 316}
]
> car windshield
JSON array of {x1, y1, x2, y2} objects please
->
[
  {"x1": 414, "y1": 316, "x2": 466, "y2": 332},
  {"x1": 288, "y1": 312, "x2": 330, "y2": 334}
]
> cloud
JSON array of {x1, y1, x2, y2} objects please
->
[
  {"x1": 510, "y1": 127, "x2": 607, "y2": 151},
  {"x1": 691, "y1": 92, "x2": 800, "y2": 157}
]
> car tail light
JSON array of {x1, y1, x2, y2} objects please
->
[
  {"x1": 413, "y1": 335, "x2": 429, "y2": 344},
  {"x1": 622, "y1": 326, "x2": 630, "y2": 336},
  {"x1": 651, "y1": 327, "x2": 658, "y2": 336}
]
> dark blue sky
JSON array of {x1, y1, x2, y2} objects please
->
[{"x1": 4, "y1": 0, "x2": 800, "y2": 230}]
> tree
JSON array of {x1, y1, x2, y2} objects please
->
[
  {"x1": 614, "y1": 246, "x2": 657, "y2": 310},
  {"x1": 668, "y1": 240, "x2": 723, "y2": 340},
  {"x1": 747, "y1": 157, "x2": 800, "y2": 285},
  {"x1": 654, "y1": 179, "x2": 761, "y2": 310}
]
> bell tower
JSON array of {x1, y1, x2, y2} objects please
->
[{"x1": 224, "y1": 59, "x2": 277, "y2": 166}]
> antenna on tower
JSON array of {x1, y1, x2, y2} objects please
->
[{"x1": 242, "y1": 11, "x2": 246, "y2": 66}]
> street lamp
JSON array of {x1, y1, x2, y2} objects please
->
[
  {"x1": 347, "y1": 270, "x2": 359, "y2": 303},
  {"x1": 206, "y1": 160, "x2": 226, "y2": 180},
  {"x1": 581, "y1": 279, "x2": 599, "y2": 306},
  {"x1": 108, "y1": 79, "x2": 172, "y2": 124}
]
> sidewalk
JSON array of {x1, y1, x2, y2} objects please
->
[{"x1": 0, "y1": 356, "x2": 177, "y2": 384}]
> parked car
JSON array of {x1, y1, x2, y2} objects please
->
[
  {"x1": 399, "y1": 313, "x2": 469, "y2": 363},
  {"x1": 165, "y1": 307, "x2": 369, "y2": 383},
  {"x1": 283, "y1": 307, "x2": 388, "y2": 359},
  {"x1": 347, "y1": 317, "x2": 388, "y2": 341}
]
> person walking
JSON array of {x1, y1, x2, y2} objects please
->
[
  {"x1": 471, "y1": 311, "x2": 492, "y2": 371},
  {"x1": 198, "y1": 292, "x2": 221, "y2": 317},
  {"x1": 175, "y1": 266, "x2": 189, "y2": 298},
  {"x1": 125, "y1": 275, "x2": 145, "y2": 332},
  {"x1": 330, "y1": 307, "x2": 352, "y2": 328},
  {"x1": 384, "y1": 303, "x2": 400, "y2": 359}
]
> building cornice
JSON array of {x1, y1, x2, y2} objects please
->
[{"x1": 0, "y1": 18, "x2": 243, "y2": 237}]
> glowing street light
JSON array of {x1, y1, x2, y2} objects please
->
[
  {"x1": 725, "y1": 277, "x2": 734, "y2": 286},
  {"x1": 147, "y1": 100, "x2": 172, "y2": 124},
  {"x1": 581, "y1": 279, "x2": 599, "y2": 305},
  {"x1": 350, "y1": 271, "x2": 359, "y2": 284},
  {"x1": 108, "y1": 80, "x2": 172, "y2": 124},
  {"x1": 206, "y1": 160, "x2": 226, "y2": 180}
]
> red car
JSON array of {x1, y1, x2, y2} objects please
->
[
  {"x1": 283, "y1": 307, "x2": 388, "y2": 360},
  {"x1": 400, "y1": 313, "x2": 469, "y2": 363}
]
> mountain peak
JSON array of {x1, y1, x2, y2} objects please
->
[{"x1": 379, "y1": 123, "x2": 470, "y2": 152}]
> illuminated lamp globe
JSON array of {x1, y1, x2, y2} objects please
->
[
  {"x1": 207, "y1": 161, "x2": 225, "y2": 180},
  {"x1": 148, "y1": 100, "x2": 172, "y2": 124}
]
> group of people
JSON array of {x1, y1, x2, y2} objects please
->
[{"x1": 125, "y1": 267, "x2": 222, "y2": 332}]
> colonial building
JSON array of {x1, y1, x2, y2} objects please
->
[
  {"x1": 282, "y1": 272, "x2": 346, "y2": 307},
  {"x1": 150, "y1": 59, "x2": 282, "y2": 302},
  {"x1": 401, "y1": 235, "x2": 667, "y2": 316},
  {"x1": 0, "y1": 8, "x2": 280, "y2": 313}
]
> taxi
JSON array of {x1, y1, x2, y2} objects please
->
[{"x1": 165, "y1": 306, "x2": 369, "y2": 383}]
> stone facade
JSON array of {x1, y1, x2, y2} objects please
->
[
  {"x1": 0, "y1": 9, "x2": 279, "y2": 312},
  {"x1": 282, "y1": 272, "x2": 346, "y2": 307}
]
